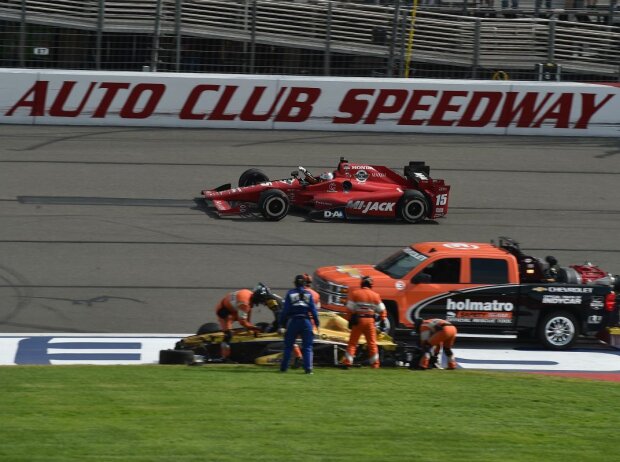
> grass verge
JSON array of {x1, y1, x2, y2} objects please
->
[{"x1": 1, "y1": 365, "x2": 619, "y2": 462}]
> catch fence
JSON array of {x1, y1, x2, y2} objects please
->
[{"x1": 0, "y1": 0, "x2": 618, "y2": 81}]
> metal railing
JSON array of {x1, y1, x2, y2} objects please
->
[{"x1": 0, "y1": 0, "x2": 618, "y2": 80}]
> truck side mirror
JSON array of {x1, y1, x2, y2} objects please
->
[{"x1": 412, "y1": 273, "x2": 432, "y2": 284}]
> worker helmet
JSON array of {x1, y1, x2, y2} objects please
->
[
  {"x1": 252, "y1": 283, "x2": 271, "y2": 305},
  {"x1": 320, "y1": 171, "x2": 334, "y2": 181},
  {"x1": 294, "y1": 275, "x2": 306, "y2": 288},
  {"x1": 361, "y1": 275, "x2": 373, "y2": 288}
]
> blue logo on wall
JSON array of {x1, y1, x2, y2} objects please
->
[{"x1": 14, "y1": 337, "x2": 141, "y2": 365}]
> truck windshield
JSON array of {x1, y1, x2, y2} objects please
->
[{"x1": 374, "y1": 247, "x2": 428, "y2": 279}]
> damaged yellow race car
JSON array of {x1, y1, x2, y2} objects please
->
[{"x1": 159, "y1": 311, "x2": 416, "y2": 367}]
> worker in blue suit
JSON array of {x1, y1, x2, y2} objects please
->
[{"x1": 279, "y1": 275, "x2": 320, "y2": 374}]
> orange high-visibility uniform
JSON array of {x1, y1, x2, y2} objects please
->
[
  {"x1": 215, "y1": 289, "x2": 257, "y2": 358},
  {"x1": 343, "y1": 287, "x2": 386, "y2": 368},
  {"x1": 306, "y1": 287, "x2": 321, "y2": 309},
  {"x1": 419, "y1": 319, "x2": 458, "y2": 369}
]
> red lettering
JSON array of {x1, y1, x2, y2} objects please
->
[
  {"x1": 179, "y1": 84, "x2": 218, "y2": 119},
  {"x1": 49, "y1": 81, "x2": 96, "y2": 117},
  {"x1": 497, "y1": 92, "x2": 553, "y2": 128},
  {"x1": 333, "y1": 89, "x2": 375, "y2": 124},
  {"x1": 532, "y1": 93, "x2": 572, "y2": 128},
  {"x1": 428, "y1": 91, "x2": 467, "y2": 126},
  {"x1": 5, "y1": 80, "x2": 48, "y2": 116},
  {"x1": 575, "y1": 93, "x2": 614, "y2": 129},
  {"x1": 93, "y1": 82, "x2": 130, "y2": 118},
  {"x1": 239, "y1": 86, "x2": 286, "y2": 121},
  {"x1": 457, "y1": 91, "x2": 502, "y2": 127},
  {"x1": 274, "y1": 87, "x2": 321, "y2": 122},
  {"x1": 364, "y1": 89, "x2": 408, "y2": 124},
  {"x1": 119, "y1": 83, "x2": 165, "y2": 119},
  {"x1": 208, "y1": 86, "x2": 238, "y2": 121},
  {"x1": 398, "y1": 90, "x2": 437, "y2": 125}
]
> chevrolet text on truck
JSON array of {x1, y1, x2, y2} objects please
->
[{"x1": 313, "y1": 237, "x2": 619, "y2": 350}]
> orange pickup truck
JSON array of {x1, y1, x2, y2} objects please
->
[{"x1": 313, "y1": 237, "x2": 619, "y2": 350}]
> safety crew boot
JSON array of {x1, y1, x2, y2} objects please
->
[
  {"x1": 419, "y1": 354, "x2": 430, "y2": 370},
  {"x1": 447, "y1": 356, "x2": 458, "y2": 370}
]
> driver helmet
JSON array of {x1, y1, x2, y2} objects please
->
[
  {"x1": 251, "y1": 283, "x2": 271, "y2": 305},
  {"x1": 319, "y1": 171, "x2": 334, "y2": 181}
]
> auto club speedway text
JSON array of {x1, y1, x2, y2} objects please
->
[{"x1": 0, "y1": 70, "x2": 618, "y2": 136}]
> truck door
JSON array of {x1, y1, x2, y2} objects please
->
[
  {"x1": 409, "y1": 257, "x2": 519, "y2": 332},
  {"x1": 403, "y1": 257, "x2": 464, "y2": 325},
  {"x1": 444, "y1": 258, "x2": 519, "y2": 330}
]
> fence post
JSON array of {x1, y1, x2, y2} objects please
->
[
  {"x1": 398, "y1": 7, "x2": 408, "y2": 77},
  {"x1": 175, "y1": 0, "x2": 183, "y2": 72},
  {"x1": 249, "y1": 0, "x2": 257, "y2": 74},
  {"x1": 404, "y1": 1, "x2": 420, "y2": 78},
  {"x1": 387, "y1": 0, "x2": 401, "y2": 77},
  {"x1": 96, "y1": 0, "x2": 104, "y2": 70},
  {"x1": 472, "y1": 18, "x2": 481, "y2": 78},
  {"x1": 324, "y1": 0, "x2": 332, "y2": 76},
  {"x1": 150, "y1": 0, "x2": 163, "y2": 71},
  {"x1": 547, "y1": 19, "x2": 556, "y2": 64},
  {"x1": 19, "y1": 0, "x2": 26, "y2": 68}
]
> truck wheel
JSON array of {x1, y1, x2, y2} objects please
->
[
  {"x1": 238, "y1": 168, "x2": 269, "y2": 187},
  {"x1": 197, "y1": 322, "x2": 221, "y2": 335},
  {"x1": 397, "y1": 190, "x2": 428, "y2": 223},
  {"x1": 259, "y1": 189, "x2": 289, "y2": 221},
  {"x1": 537, "y1": 311, "x2": 579, "y2": 350},
  {"x1": 159, "y1": 349, "x2": 195, "y2": 364}
]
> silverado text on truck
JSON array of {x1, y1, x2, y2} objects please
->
[{"x1": 313, "y1": 237, "x2": 619, "y2": 350}]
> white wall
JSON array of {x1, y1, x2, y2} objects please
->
[{"x1": 1, "y1": 69, "x2": 618, "y2": 137}]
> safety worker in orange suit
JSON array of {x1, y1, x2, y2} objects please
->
[
  {"x1": 215, "y1": 283, "x2": 273, "y2": 360},
  {"x1": 417, "y1": 318, "x2": 458, "y2": 370},
  {"x1": 342, "y1": 275, "x2": 387, "y2": 369},
  {"x1": 291, "y1": 273, "x2": 321, "y2": 367},
  {"x1": 303, "y1": 273, "x2": 321, "y2": 309}
]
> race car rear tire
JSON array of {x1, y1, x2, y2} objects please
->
[
  {"x1": 397, "y1": 190, "x2": 428, "y2": 223},
  {"x1": 238, "y1": 168, "x2": 269, "y2": 187},
  {"x1": 259, "y1": 189, "x2": 290, "y2": 221},
  {"x1": 537, "y1": 311, "x2": 579, "y2": 350},
  {"x1": 159, "y1": 349, "x2": 195, "y2": 365},
  {"x1": 197, "y1": 322, "x2": 221, "y2": 335}
]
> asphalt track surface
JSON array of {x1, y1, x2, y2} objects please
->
[{"x1": 1, "y1": 126, "x2": 619, "y2": 365}]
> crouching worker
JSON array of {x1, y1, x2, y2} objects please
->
[
  {"x1": 215, "y1": 284, "x2": 273, "y2": 361},
  {"x1": 417, "y1": 318, "x2": 458, "y2": 370},
  {"x1": 342, "y1": 276, "x2": 386, "y2": 369},
  {"x1": 279, "y1": 275, "x2": 320, "y2": 374}
]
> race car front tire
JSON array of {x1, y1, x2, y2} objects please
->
[
  {"x1": 259, "y1": 189, "x2": 290, "y2": 221},
  {"x1": 397, "y1": 190, "x2": 428, "y2": 223},
  {"x1": 238, "y1": 168, "x2": 269, "y2": 187},
  {"x1": 159, "y1": 349, "x2": 195, "y2": 365}
]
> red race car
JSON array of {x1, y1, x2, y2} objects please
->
[{"x1": 201, "y1": 158, "x2": 450, "y2": 223}]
